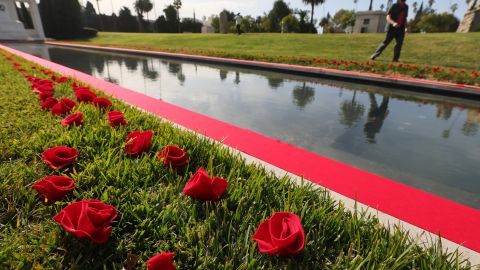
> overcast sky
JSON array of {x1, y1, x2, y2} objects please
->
[{"x1": 82, "y1": 0, "x2": 469, "y2": 21}]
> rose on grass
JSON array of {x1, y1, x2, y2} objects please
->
[
  {"x1": 38, "y1": 91, "x2": 54, "y2": 102},
  {"x1": 32, "y1": 175, "x2": 75, "y2": 203},
  {"x1": 41, "y1": 97, "x2": 58, "y2": 111},
  {"x1": 53, "y1": 200, "x2": 117, "y2": 244},
  {"x1": 92, "y1": 97, "x2": 112, "y2": 109},
  {"x1": 75, "y1": 88, "x2": 97, "y2": 103},
  {"x1": 41, "y1": 146, "x2": 78, "y2": 169},
  {"x1": 147, "y1": 252, "x2": 176, "y2": 270},
  {"x1": 56, "y1": 76, "x2": 70, "y2": 83},
  {"x1": 252, "y1": 212, "x2": 305, "y2": 257},
  {"x1": 124, "y1": 130, "x2": 154, "y2": 155},
  {"x1": 51, "y1": 98, "x2": 76, "y2": 116},
  {"x1": 107, "y1": 111, "x2": 127, "y2": 127},
  {"x1": 61, "y1": 112, "x2": 83, "y2": 127},
  {"x1": 183, "y1": 167, "x2": 227, "y2": 202},
  {"x1": 156, "y1": 145, "x2": 188, "y2": 170}
]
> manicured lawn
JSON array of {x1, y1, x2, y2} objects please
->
[
  {"x1": 0, "y1": 50, "x2": 475, "y2": 269},
  {"x1": 66, "y1": 32, "x2": 479, "y2": 70}
]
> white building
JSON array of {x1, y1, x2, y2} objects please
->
[
  {"x1": 0, "y1": 0, "x2": 45, "y2": 40},
  {"x1": 353, "y1": 10, "x2": 387, "y2": 33}
]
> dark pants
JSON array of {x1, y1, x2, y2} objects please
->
[
  {"x1": 236, "y1": 24, "x2": 241, "y2": 35},
  {"x1": 372, "y1": 26, "x2": 405, "y2": 62}
]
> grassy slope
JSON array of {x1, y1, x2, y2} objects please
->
[
  {"x1": 69, "y1": 32, "x2": 480, "y2": 70},
  {"x1": 0, "y1": 51, "x2": 475, "y2": 269}
]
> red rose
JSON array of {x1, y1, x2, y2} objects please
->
[
  {"x1": 53, "y1": 200, "x2": 117, "y2": 244},
  {"x1": 147, "y1": 252, "x2": 176, "y2": 270},
  {"x1": 41, "y1": 97, "x2": 58, "y2": 111},
  {"x1": 56, "y1": 76, "x2": 70, "y2": 83},
  {"x1": 51, "y1": 98, "x2": 76, "y2": 116},
  {"x1": 38, "y1": 91, "x2": 54, "y2": 102},
  {"x1": 124, "y1": 131, "x2": 153, "y2": 155},
  {"x1": 107, "y1": 111, "x2": 127, "y2": 127},
  {"x1": 93, "y1": 97, "x2": 112, "y2": 109},
  {"x1": 156, "y1": 145, "x2": 188, "y2": 170},
  {"x1": 183, "y1": 167, "x2": 228, "y2": 202},
  {"x1": 75, "y1": 88, "x2": 97, "y2": 103},
  {"x1": 252, "y1": 212, "x2": 305, "y2": 257},
  {"x1": 32, "y1": 175, "x2": 75, "y2": 203},
  {"x1": 61, "y1": 112, "x2": 83, "y2": 127},
  {"x1": 41, "y1": 146, "x2": 78, "y2": 169}
]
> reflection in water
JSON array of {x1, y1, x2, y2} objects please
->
[
  {"x1": 268, "y1": 77, "x2": 284, "y2": 89},
  {"x1": 364, "y1": 94, "x2": 390, "y2": 144},
  {"x1": 292, "y1": 82, "x2": 315, "y2": 109},
  {"x1": 8, "y1": 43, "x2": 480, "y2": 208},
  {"x1": 234, "y1": 71, "x2": 240, "y2": 85},
  {"x1": 339, "y1": 90, "x2": 365, "y2": 128},
  {"x1": 463, "y1": 110, "x2": 480, "y2": 136},
  {"x1": 219, "y1": 69, "x2": 228, "y2": 81}
]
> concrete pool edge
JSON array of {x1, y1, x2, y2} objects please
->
[
  {"x1": 45, "y1": 41, "x2": 480, "y2": 99},
  {"x1": 2, "y1": 44, "x2": 479, "y2": 262}
]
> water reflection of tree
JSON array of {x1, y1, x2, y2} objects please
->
[
  {"x1": 462, "y1": 109, "x2": 480, "y2": 136},
  {"x1": 436, "y1": 103, "x2": 453, "y2": 120},
  {"x1": 124, "y1": 57, "x2": 138, "y2": 71},
  {"x1": 364, "y1": 93, "x2": 390, "y2": 144},
  {"x1": 267, "y1": 77, "x2": 284, "y2": 90},
  {"x1": 234, "y1": 71, "x2": 240, "y2": 84},
  {"x1": 168, "y1": 62, "x2": 186, "y2": 85},
  {"x1": 339, "y1": 90, "x2": 365, "y2": 128},
  {"x1": 219, "y1": 70, "x2": 228, "y2": 81},
  {"x1": 141, "y1": 59, "x2": 159, "y2": 80},
  {"x1": 292, "y1": 82, "x2": 315, "y2": 110}
]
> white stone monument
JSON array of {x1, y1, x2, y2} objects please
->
[
  {"x1": 457, "y1": 0, "x2": 480, "y2": 32},
  {"x1": 0, "y1": 0, "x2": 45, "y2": 40}
]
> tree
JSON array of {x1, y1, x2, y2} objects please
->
[
  {"x1": 428, "y1": 0, "x2": 435, "y2": 9},
  {"x1": 181, "y1": 18, "x2": 202, "y2": 33},
  {"x1": 417, "y1": 12, "x2": 459, "y2": 32},
  {"x1": 39, "y1": 0, "x2": 83, "y2": 39},
  {"x1": 268, "y1": 0, "x2": 292, "y2": 32},
  {"x1": 281, "y1": 14, "x2": 300, "y2": 32},
  {"x1": 134, "y1": 0, "x2": 153, "y2": 31},
  {"x1": 83, "y1": 1, "x2": 100, "y2": 29},
  {"x1": 173, "y1": 0, "x2": 182, "y2": 32},
  {"x1": 117, "y1": 7, "x2": 139, "y2": 32},
  {"x1": 450, "y1": 3, "x2": 458, "y2": 14},
  {"x1": 163, "y1": 5, "x2": 179, "y2": 33},
  {"x1": 331, "y1": 9, "x2": 355, "y2": 30},
  {"x1": 296, "y1": 9, "x2": 310, "y2": 33},
  {"x1": 302, "y1": 0, "x2": 325, "y2": 32}
]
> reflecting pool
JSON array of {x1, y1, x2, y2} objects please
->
[{"x1": 7, "y1": 43, "x2": 480, "y2": 208}]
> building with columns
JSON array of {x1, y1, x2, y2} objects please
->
[{"x1": 0, "y1": 0, "x2": 45, "y2": 40}]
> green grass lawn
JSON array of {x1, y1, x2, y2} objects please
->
[
  {"x1": 0, "y1": 50, "x2": 476, "y2": 269},
  {"x1": 67, "y1": 32, "x2": 480, "y2": 71}
]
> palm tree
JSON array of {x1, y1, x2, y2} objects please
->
[
  {"x1": 134, "y1": 0, "x2": 153, "y2": 19},
  {"x1": 302, "y1": 0, "x2": 325, "y2": 32},
  {"x1": 173, "y1": 0, "x2": 182, "y2": 32},
  {"x1": 134, "y1": 0, "x2": 153, "y2": 31},
  {"x1": 95, "y1": 0, "x2": 104, "y2": 30}
]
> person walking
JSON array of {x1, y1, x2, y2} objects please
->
[
  {"x1": 235, "y1": 13, "x2": 242, "y2": 35},
  {"x1": 371, "y1": 0, "x2": 409, "y2": 62}
]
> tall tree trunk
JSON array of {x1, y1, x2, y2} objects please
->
[{"x1": 310, "y1": 2, "x2": 314, "y2": 32}]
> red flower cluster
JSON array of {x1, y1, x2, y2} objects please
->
[{"x1": 4, "y1": 54, "x2": 309, "y2": 267}]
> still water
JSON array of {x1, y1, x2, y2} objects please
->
[{"x1": 7, "y1": 43, "x2": 480, "y2": 209}]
